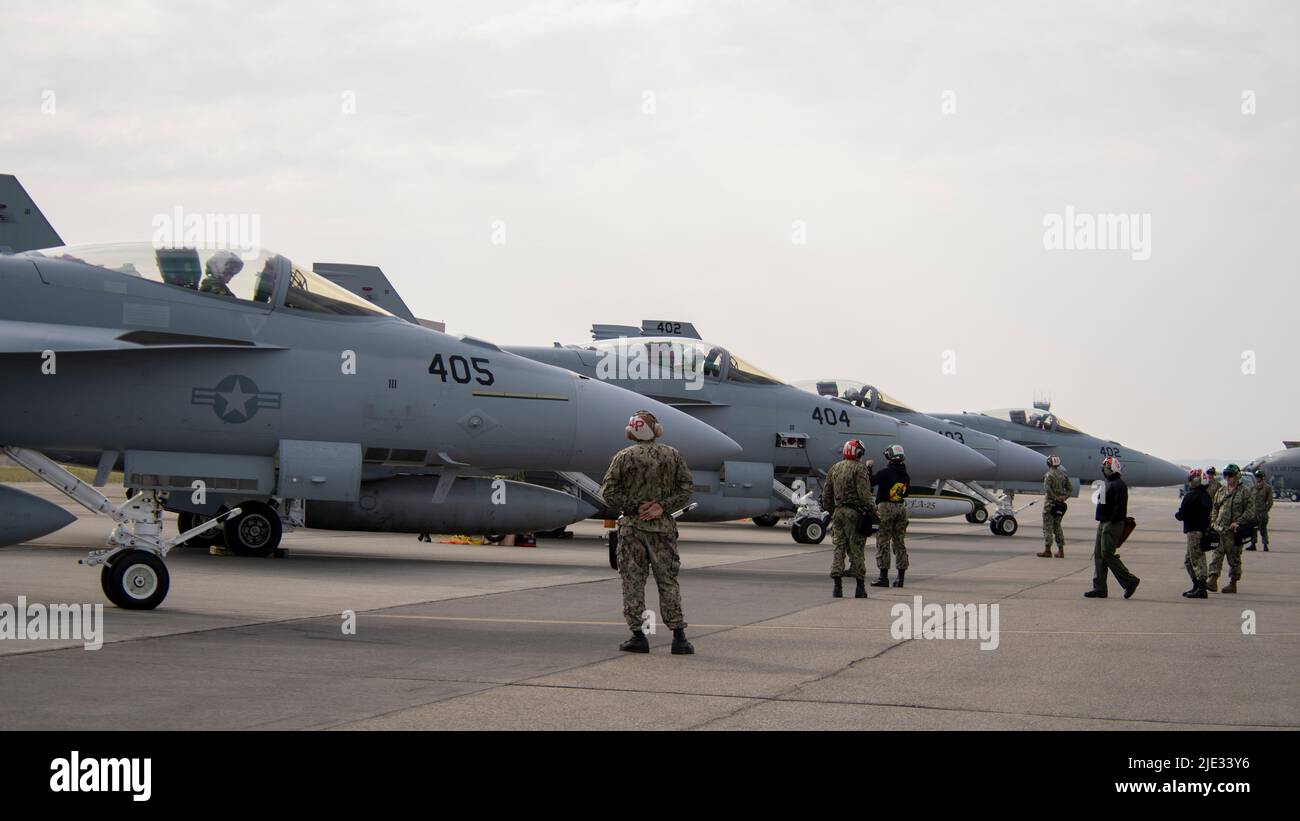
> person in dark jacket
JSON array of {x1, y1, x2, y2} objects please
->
[
  {"x1": 869, "y1": 444, "x2": 911, "y2": 588},
  {"x1": 1085, "y1": 456, "x2": 1140, "y2": 599},
  {"x1": 1175, "y1": 468, "x2": 1213, "y2": 599}
]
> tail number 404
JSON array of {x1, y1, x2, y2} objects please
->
[
  {"x1": 429, "y1": 354, "x2": 495, "y2": 385},
  {"x1": 812, "y1": 406, "x2": 851, "y2": 426}
]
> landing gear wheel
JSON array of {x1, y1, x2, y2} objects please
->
[
  {"x1": 752, "y1": 514, "x2": 780, "y2": 528},
  {"x1": 101, "y1": 550, "x2": 170, "y2": 610},
  {"x1": 223, "y1": 502, "x2": 283, "y2": 557},
  {"x1": 990, "y1": 515, "x2": 1018, "y2": 536},
  {"x1": 1292, "y1": 491, "x2": 1299, "y2": 503},
  {"x1": 177, "y1": 510, "x2": 223, "y2": 547},
  {"x1": 793, "y1": 516, "x2": 827, "y2": 545},
  {"x1": 966, "y1": 506, "x2": 989, "y2": 524},
  {"x1": 607, "y1": 530, "x2": 619, "y2": 570}
]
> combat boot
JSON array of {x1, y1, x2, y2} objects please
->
[
  {"x1": 1183, "y1": 580, "x2": 1207, "y2": 599},
  {"x1": 855, "y1": 579, "x2": 867, "y2": 599},
  {"x1": 870, "y1": 570, "x2": 889, "y2": 588},
  {"x1": 1205, "y1": 574, "x2": 1219, "y2": 592},
  {"x1": 892, "y1": 570, "x2": 905, "y2": 588},
  {"x1": 1055, "y1": 548, "x2": 1064, "y2": 558},
  {"x1": 1221, "y1": 578, "x2": 1238, "y2": 594},
  {"x1": 671, "y1": 628, "x2": 695, "y2": 655},
  {"x1": 1037, "y1": 547, "x2": 1053, "y2": 558},
  {"x1": 1182, "y1": 566, "x2": 1198, "y2": 597},
  {"x1": 832, "y1": 577, "x2": 843, "y2": 598},
  {"x1": 619, "y1": 631, "x2": 649, "y2": 653}
]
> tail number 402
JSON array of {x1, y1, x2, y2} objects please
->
[{"x1": 429, "y1": 354, "x2": 495, "y2": 385}]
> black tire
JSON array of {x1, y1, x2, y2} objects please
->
[
  {"x1": 752, "y1": 514, "x2": 780, "y2": 528},
  {"x1": 102, "y1": 550, "x2": 169, "y2": 610},
  {"x1": 607, "y1": 530, "x2": 619, "y2": 570},
  {"x1": 795, "y1": 517, "x2": 827, "y2": 545},
  {"x1": 177, "y1": 510, "x2": 223, "y2": 547},
  {"x1": 1292, "y1": 492, "x2": 1299, "y2": 503},
  {"x1": 223, "y1": 502, "x2": 283, "y2": 557},
  {"x1": 970, "y1": 506, "x2": 989, "y2": 524},
  {"x1": 992, "y1": 515, "x2": 1018, "y2": 537}
]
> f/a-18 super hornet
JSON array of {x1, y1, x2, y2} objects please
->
[
  {"x1": 924, "y1": 400, "x2": 1186, "y2": 524},
  {"x1": 794, "y1": 379, "x2": 1052, "y2": 536},
  {"x1": 494, "y1": 321, "x2": 994, "y2": 545},
  {"x1": 1245, "y1": 443, "x2": 1300, "y2": 500},
  {"x1": 0, "y1": 175, "x2": 740, "y2": 609}
]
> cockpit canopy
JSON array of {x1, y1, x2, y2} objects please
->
[
  {"x1": 584, "y1": 336, "x2": 785, "y2": 385},
  {"x1": 984, "y1": 407, "x2": 1085, "y2": 434},
  {"x1": 794, "y1": 378, "x2": 917, "y2": 412},
  {"x1": 21, "y1": 242, "x2": 393, "y2": 318}
]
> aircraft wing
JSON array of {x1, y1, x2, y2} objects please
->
[{"x1": 0, "y1": 320, "x2": 286, "y2": 353}]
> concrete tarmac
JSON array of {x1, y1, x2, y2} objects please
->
[{"x1": 0, "y1": 483, "x2": 1296, "y2": 730}]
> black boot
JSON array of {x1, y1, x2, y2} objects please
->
[
  {"x1": 855, "y1": 578, "x2": 868, "y2": 599},
  {"x1": 832, "y1": 576, "x2": 843, "y2": 598},
  {"x1": 671, "y1": 628, "x2": 695, "y2": 655},
  {"x1": 892, "y1": 570, "x2": 905, "y2": 588},
  {"x1": 870, "y1": 570, "x2": 890, "y2": 588},
  {"x1": 619, "y1": 630, "x2": 649, "y2": 653},
  {"x1": 1182, "y1": 566, "x2": 1199, "y2": 597},
  {"x1": 1185, "y1": 579, "x2": 1207, "y2": 599}
]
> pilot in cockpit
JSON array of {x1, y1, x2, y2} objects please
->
[
  {"x1": 199, "y1": 250, "x2": 244, "y2": 298},
  {"x1": 253, "y1": 254, "x2": 287, "y2": 303}
]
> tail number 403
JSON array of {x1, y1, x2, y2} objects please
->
[{"x1": 429, "y1": 354, "x2": 495, "y2": 385}]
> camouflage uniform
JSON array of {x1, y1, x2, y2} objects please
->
[
  {"x1": 1185, "y1": 531, "x2": 1207, "y2": 580},
  {"x1": 1251, "y1": 479, "x2": 1274, "y2": 549},
  {"x1": 819, "y1": 458, "x2": 877, "y2": 580},
  {"x1": 1207, "y1": 478, "x2": 1225, "y2": 524},
  {"x1": 600, "y1": 441, "x2": 694, "y2": 631},
  {"x1": 1041, "y1": 466, "x2": 1070, "y2": 551},
  {"x1": 1207, "y1": 481, "x2": 1255, "y2": 583}
]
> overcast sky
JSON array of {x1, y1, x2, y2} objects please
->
[{"x1": 3, "y1": 0, "x2": 1296, "y2": 463}]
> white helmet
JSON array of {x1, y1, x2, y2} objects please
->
[
  {"x1": 625, "y1": 410, "x2": 662, "y2": 442},
  {"x1": 1046, "y1": 455, "x2": 1061, "y2": 468}
]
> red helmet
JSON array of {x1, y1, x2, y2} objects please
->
[
  {"x1": 1187, "y1": 468, "x2": 1203, "y2": 485},
  {"x1": 1102, "y1": 455, "x2": 1122, "y2": 474},
  {"x1": 842, "y1": 439, "x2": 865, "y2": 460}
]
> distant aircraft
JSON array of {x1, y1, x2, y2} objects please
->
[
  {"x1": 927, "y1": 400, "x2": 1187, "y2": 533},
  {"x1": 1244, "y1": 443, "x2": 1300, "y2": 500},
  {"x1": 500, "y1": 321, "x2": 994, "y2": 544},
  {"x1": 795, "y1": 379, "x2": 1051, "y2": 534},
  {"x1": 0, "y1": 175, "x2": 740, "y2": 609}
]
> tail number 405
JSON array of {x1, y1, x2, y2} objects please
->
[{"x1": 429, "y1": 354, "x2": 495, "y2": 385}]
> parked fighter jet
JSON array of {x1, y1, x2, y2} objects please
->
[
  {"x1": 0, "y1": 175, "x2": 740, "y2": 609},
  {"x1": 1245, "y1": 443, "x2": 1300, "y2": 500},
  {"x1": 500, "y1": 321, "x2": 994, "y2": 544},
  {"x1": 795, "y1": 379, "x2": 1051, "y2": 535},
  {"x1": 926, "y1": 400, "x2": 1186, "y2": 531}
]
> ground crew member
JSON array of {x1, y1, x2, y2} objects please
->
[
  {"x1": 1175, "y1": 468, "x2": 1213, "y2": 599},
  {"x1": 1206, "y1": 466, "x2": 1224, "y2": 520},
  {"x1": 600, "y1": 410, "x2": 695, "y2": 655},
  {"x1": 1038, "y1": 455, "x2": 1070, "y2": 558},
  {"x1": 820, "y1": 440, "x2": 877, "y2": 599},
  {"x1": 1206, "y1": 464, "x2": 1255, "y2": 594},
  {"x1": 1085, "y1": 456, "x2": 1140, "y2": 599},
  {"x1": 870, "y1": 444, "x2": 910, "y2": 588},
  {"x1": 1247, "y1": 468, "x2": 1273, "y2": 551}
]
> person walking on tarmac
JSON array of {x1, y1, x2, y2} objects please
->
[
  {"x1": 870, "y1": 444, "x2": 911, "y2": 589},
  {"x1": 820, "y1": 439, "x2": 878, "y2": 599},
  {"x1": 1084, "y1": 456, "x2": 1140, "y2": 599},
  {"x1": 1038, "y1": 455, "x2": 1070, "y2": 558},
  {"x1": 600, "y1": 410, "x2": 696, "y2": 655},
  {"x1": 1175, "y1": 468, "x2": 1213, "y2": 599}
]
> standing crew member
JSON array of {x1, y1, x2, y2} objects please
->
[
  {"x1": 1205, "y1": 466, "x2": 1224, "y2": 520},
  {"x1": 820, "y1": 440, "x2": 877, "y2": 599},
  {"x1": 1038, "y1": 455, "x2": 1070, "y2": 558},
  {"x1": 600, "y1": 410, "x2": 696, "y2": 655},
  {"x1": 1085, "y1": 456, "x2": 1140, "y2": 599},
  {"x1": 1206, "y1": 464, "x2": 1255, "y2": 594},
  {"x1": 1175, "y1": 469, "x2": 1213, "y2": 599},
  {"x1": 1248, "y1": 468, "x2": 1273, "y2": 551},
  {"x1": 870, "y1": 444, "x2": 911, "y2": 589}
]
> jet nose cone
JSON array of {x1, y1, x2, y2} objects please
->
[
  {"x1": 995, "y1": 439, "x2": 1051, "y2": 482},
  {"x1": 1145, "y1": 455, "x2": 1188, "y2": 487},
  {"x1": 570, "y1": 377, "x2": 741, "y2": 470},
  {"x1": 896, "y1": 423, "x2": 996, "y2": 480}
]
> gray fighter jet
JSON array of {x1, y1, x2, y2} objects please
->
[
  {"x1": 501, "y1": 321, "x2": 994, "y2": 545},
  {"x1": 0, "y1": 175, "x2": 740, "y2": 609},
  {"x1": 1245, "y1": 443, "x2": 1300, "y2": 500},
  {"x1": 795, "y1": 379, "x2": 1051, "y2": 534},
  {"x1": 927, "y1": 400, "x2": 1186, "y2": 531}
]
